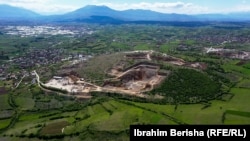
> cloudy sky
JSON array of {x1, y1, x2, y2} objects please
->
[{"x1": 0, "y1": 0, "x2": 249, "y2": 15}]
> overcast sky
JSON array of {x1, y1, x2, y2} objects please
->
[{"x1": 0, "y1": 0, "x2": 249, "y2": 15}]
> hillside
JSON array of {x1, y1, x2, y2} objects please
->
[{"x1": 0, "y1": 4, "x2": 40, "y2": 20}]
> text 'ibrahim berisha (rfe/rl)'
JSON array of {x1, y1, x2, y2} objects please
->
[{"x1": 130, "y1": 125, "x2": 250, "y2": 141}]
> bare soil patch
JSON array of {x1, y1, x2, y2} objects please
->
[{"x1": 103, "y1": 63, "x2": 168, "y2": 93}]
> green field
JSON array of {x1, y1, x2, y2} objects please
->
[
  {"x1": 40, "y1": 121, "x2": 69, "y2": 135},
  {"x1": 1, "y1": 80, "x2": 250, "y2": 140},
  {"x1": 134, "y1": 44, "x2": 151, "y2": 50},
  {"x1": 0, "y1": 95, "x2": 11, "y2": 110},
  {"x1": 0, "y1": 119, "x2": 11, "y2": 130},
  {"x1": 15, "y1": 97, "x2": 35, "y2": 110},
  {"x1": 224, "y1": 114, "x2": 250, "y2": 124},
  {"x1": 1, "y1": 23, "x2": 250, "y2": 141},
  {"x1": 2, "y1": 58, "x2": 250, "y2": 141},
  {"x1": 223, "y1": 60, "x2": 250, "y2": 77},
  {"x1": 237, "y1": 78, "x2": 250, "y2": 88},
  {"x1": 1, "y1": 57, "x2": 250, "y2": 141}
]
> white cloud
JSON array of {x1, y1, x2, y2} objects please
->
[
  {"x1": 215, "y1": 4, "x2": 250, "y2": 13},
  {"x1": 242, "y1": 0, "x2": 247, "y2": 4},
  {"x1": 30, "y1": 4, "x2": 77, "y2": 15},
  {"x1": 1, "y1": 0, "x2": 250, "y2": 15},
  {"x1": 234, "y1": 5, "x2": 250, "y2": 12},
  {"x1": 93, "y1": 2, "x2": 209, "y2": 14},
  {"x1": 0, "y1": 0, "x2": 48, "y2": 5},
  {"x1": 91, "y1": 0, "x2": 99, "y2": 3},
  {"x1": 0, "y1": 0, "x2": 79, "y2": 15}
]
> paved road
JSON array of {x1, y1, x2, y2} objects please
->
[{"x1": 14, "y1": 75, "x2": 26, "y2": 89}]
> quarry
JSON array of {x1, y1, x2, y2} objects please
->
[{"x1": 42, "y1": 51, "x2": 208, "y2": 99}]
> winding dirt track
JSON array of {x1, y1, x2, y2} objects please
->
[{"x1": 34, "y1": 70, "x2": 152, "y2": 99}]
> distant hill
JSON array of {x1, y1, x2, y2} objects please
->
[
  {"x1": 61, "y1": 5, "x2": 119, "y2": 20},
  {"x1": 59, "y1": 5, "x2": 196, "y2": 22},
  {"x1": 0, "y1": 4, "x2": 40, "y2": 20},
  {"x1": 0, "y1": 4, "x2": 250, "y2": 23},
  {"x1": 56, "y1": 5, "x2": 250, "y2": 22}
]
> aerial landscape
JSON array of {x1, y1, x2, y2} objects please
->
[{"x1": 0, "y1": 0, "x2": 250, "y2": 140}]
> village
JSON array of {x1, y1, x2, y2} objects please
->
[
  {"x1": 3, "y1": 25, "x2": 94, "y2": 37},
  {"x1": 205, "y1": 47, "x2": 250, "y2": 60},
  {"x1": 0, "y1": 47, "x2": 92, "y2": 89}
]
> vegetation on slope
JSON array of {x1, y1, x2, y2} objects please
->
[{"x1": 152, "y1": 68, "x2": 222, "y2": 103}]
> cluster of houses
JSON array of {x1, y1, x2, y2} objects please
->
[
  {"x1": 0, "y1": 67, "x2": 36, "y2": 89},
  {"x1": 0, "y1": 47, "x2": 92, "y2": 88},
  {"x1": 3, "y1": 25, "x2": 94, "y2": 37},
  {"x1": 8, "y1": 48, "x2": 92, "y2": 70},
  {"x1": 205, "y1": 47, "x2": 250, "y2": 60},
  {"x1": 11, "y1": 48, "x2": 65, "y2": 69}
]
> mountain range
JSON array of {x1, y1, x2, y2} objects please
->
[
  {"x1": 0, "y1": 4, "x2": 250, "y2": 23},
  {"x1": 0, "y1": 5, "x2": 41, "y2": 20}
]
